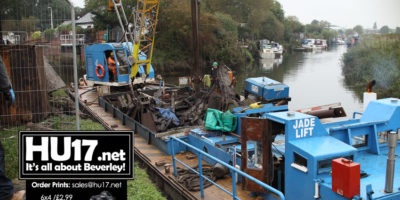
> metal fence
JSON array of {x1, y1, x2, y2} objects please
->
[
  {"x1": 170, "y1": 136, "x2": 285, "y2": 200},
  {"x1": 0, "y1": 1, "x2": 82, "y2": 178},
  {"x1": 0, "y1": 1, "x2": 81, "y2": 130}
]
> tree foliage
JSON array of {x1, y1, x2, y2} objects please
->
[
  {"x1": 380, "y1": 25, "x2": 390, "y2": 34},
  {"x1": 85, "y1": 0, "x2": 136, "y2": 30},
  {"x1": 1, "y1": 0, "x2": 73, "y2": 32},
  {"x1": 353, "y1": 25, "x2": 364, "y2": 35},
  {"x1": 44, "y1": 28, "x2": 56, "y2": 41},
  {"x1": 83, "y1": 0, "x2": 336, "y2": 71},
  {"x1": 345, "y1": 29, "x2": 355, "y2": 37},
  {"x1": 31, "y1": 31, "x2": 41, "y2": 40},
  {"x1": 343, "y1": 34, "x2": 400, "y2": 98},
  {"x1": 284, "y1": 16, "x2": 304, "y2": 42},
  {"x1": 304, "y1": 19, "x2": 337, "y2": 43}
]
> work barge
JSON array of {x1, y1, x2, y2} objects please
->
[
  {"x1": 76, "y1": 72, "x2": 400, "y2": 200},
  {"x1": 77, "y1": 1, "x2": 399, "y2": 197}
]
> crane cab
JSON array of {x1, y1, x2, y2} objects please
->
[{"x1": 84, "y1": 43, "x2": 154, "y2": 86}]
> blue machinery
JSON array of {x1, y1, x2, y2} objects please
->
[
  {"x1": 85, "y1": 43, "x2": 154, "y2": 84},
  {"x1": 171, "y1": 137, "x2": 285, "y2": 200},
  {"x1": 169, "y1": 98, "x2": 400, "y2": 200},
  {"x1": 97, "y1": 77, "x2": 400, "y2": 199}
]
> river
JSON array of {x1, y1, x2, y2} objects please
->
[{"x1": 236, "y1": 45, "x2": 363, "y2": 117}]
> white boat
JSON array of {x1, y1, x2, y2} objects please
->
[
  {"x1": 302, "y1": 38, "x2": 315, "y2": 50},
  {"x1": 315, "y1": 39, "x2": 328, "y2": 50},
  {"x1": 302, "y1": 38, "x2": 327, "y2": 51},
  {"x1": 271, "y1": 42, "x2": 283, "y2": 58},
  {"x1": 259, "y1": 39, "x2": 283, "y2": 59},
  {"x1": 259, "y1": 39, "x2": 275, "y2": 59}
]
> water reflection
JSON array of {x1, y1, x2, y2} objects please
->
[
  {"x1": 259, "y1": 57, "x2": 283, "y2": 71},
  {"x1": 237, "y1": 45, "x2": 363, "y2": 116}
]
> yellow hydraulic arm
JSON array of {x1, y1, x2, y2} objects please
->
[{"x1": 109, "y1": 0, "x2": 160, "y2": 79}]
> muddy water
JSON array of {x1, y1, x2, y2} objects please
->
[{"x1": 236, "y1": 45, "x2": 363, "y2": 117}]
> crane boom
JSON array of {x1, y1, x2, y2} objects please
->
[{"x1": 109, "y1": 0, "x2": 160, "y2": 80}]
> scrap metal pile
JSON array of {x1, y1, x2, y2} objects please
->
[{"x1": 104, "y1": 66, "x2": 241, "y2": 133}]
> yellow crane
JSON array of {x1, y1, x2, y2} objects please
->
[{"x1": 108, "y1": 0, "x2": 160, "y2": 82}]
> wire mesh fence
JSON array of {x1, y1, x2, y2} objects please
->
[
  {"x1": 0, "y1": 1, "x2": 106, "y2": 180},
  {"x1": 0, "y1": 2, "x2": 80, "y2": 130}
]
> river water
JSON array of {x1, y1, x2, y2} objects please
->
[{"x1": 236, "y1": 45, "x2": 363, "y2": 117}]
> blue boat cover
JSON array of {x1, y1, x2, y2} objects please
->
[{"x1": 156, "y1": 107, "x2": 180, "y2": 126}]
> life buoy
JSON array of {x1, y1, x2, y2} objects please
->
[{"x1": 96, "y1": 64, "x2": 105, "y2": 78}]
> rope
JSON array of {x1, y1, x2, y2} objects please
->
[{"x1": 176, "y1": 164, "x2": 216, "y2": 191}]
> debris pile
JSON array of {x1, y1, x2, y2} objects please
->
[
  {"x1": 104, "y1": 66, "x2": 242, "y2": 133},
  {"x1": 176, "y1": 165, "x2": 216, "y2": 191}
]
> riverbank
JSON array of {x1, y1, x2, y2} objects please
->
[{"x1": 342, "y1": 34, "x2": 400, "y2": 98}]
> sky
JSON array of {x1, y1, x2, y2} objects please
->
[
  {"x1": 71, "y1": 0, "x2": 85, "y2": 8},
  {"x1": 277, "y1": 0, "x2": 400, "y2": 29}
]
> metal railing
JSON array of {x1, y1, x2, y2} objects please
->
[
  {"x1": 170, "y1": 136, "x2": 285, "y2": 200},
  {"x1": 60, "y1": 34, "x2": 85, "y2": 46}
]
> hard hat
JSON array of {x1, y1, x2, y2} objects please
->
[{"x1": 212, "y1": 62, "x2": 218, "y2": 67}]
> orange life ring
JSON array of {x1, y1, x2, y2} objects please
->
[{"x1": 96, "y1": 64, "x2": 105, "y2": 78}]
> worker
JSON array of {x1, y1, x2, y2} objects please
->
[
  {"x1": 0, "y1": 55, "x2": 24, "y2": 200},
  {"x1": 108, "y1": 52, "x2": 117, "y2": 82},
  {"x1": 211, "y1": 61, "x2": 218, "y2": 85},
  {"x1": 230, "y1": 71, "x2": 237, "y2": 87}
]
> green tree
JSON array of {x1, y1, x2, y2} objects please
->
[
  {"x1": 305, "y1": 23, "x2": 322, "y2": 37},
  {"x1": 311, "y1": 19, "x2": 319, "y2": 25},
  {"x1": 85, "y1": 0, "x2": 136, "y2": 30},
  {"x1": 319, "y1": 20, "x2": 330, "y2": 29},
  {"x1": 214, "y1": 12, "x2": 239, "y2": 37},
  {"x1": 380, "y1": 25, "x2": 390, "y2": 34},
  {"x1": 270, "y1": 0, "x2": 284, "y2": 22},
  {"x1": 353, "y1": 25, "x2": 364, "y2": 35},
  {"x1": 284, "y1": 16, "x2": 304, "y2": 41},
  {"x1": 44, "y1": 28, "x2": 56, "y2": 41},
  {"x1": 345, "y1": 29, "x2": 355, "y2": 37},
  {"x1": 259, "y1": 11, "x2": 284, "y2": 41},
  {"x1": 31, "y1": 31, "x2": 41, "y2": 40},
  {"x1": 322, "y1": 29, "x2": 337, "y2": 44},
  {"x1": 396, "y1": 27, "x2": 400, "y2": 34},
  {"x1": 1, "y1": 0, "x2": 71, "y2": 32}
]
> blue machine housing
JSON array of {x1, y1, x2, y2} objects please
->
[
  {"x1": 178, "y1": 98, "x2": 400, "y2": 200},
  {"x1": 265, "y1": 98, "x2": 400, "y2": 200},
  {"x1": 245, "y1": 77, "x2": 290, "y2": 102},
  {"x1": 85, "y1": 43, "x2": 154, "y2": 84},
  {"x1": 184, "y1": 104, "x2": 288, "y2": 168}
]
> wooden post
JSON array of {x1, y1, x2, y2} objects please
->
[{"x1": 191, "y1": 0, "x2": 201, "y2": 93}]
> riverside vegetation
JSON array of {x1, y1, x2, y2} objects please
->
[
  {"x1": 342, "y1": 34, "x2": 400, "y2": 98},
  {"x1": 2, "y1": 0, "x2": 339, "y2": 73},
  {"x1": 84, "y1": 0, "x2": 337, "y2": 73}
]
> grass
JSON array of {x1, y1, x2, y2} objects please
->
[
  {"x1": 51, "y1": 89, "x2": 68, "y2": 97},
  {"x1": 1, "y1": 116, "x2": 105, "y2": 179},
  {"x1": 128, "y1": 163, "x2": 166, "y2": 200},
  {"x1": 1, "y1": 116, "x2": 166, "y2": 199},
  {"x1": 1, "y1": 126, "x2": 22, "y2": 179},
  {"x1": 47, "y1": 115, "x2": 105, "y2": 130}
]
